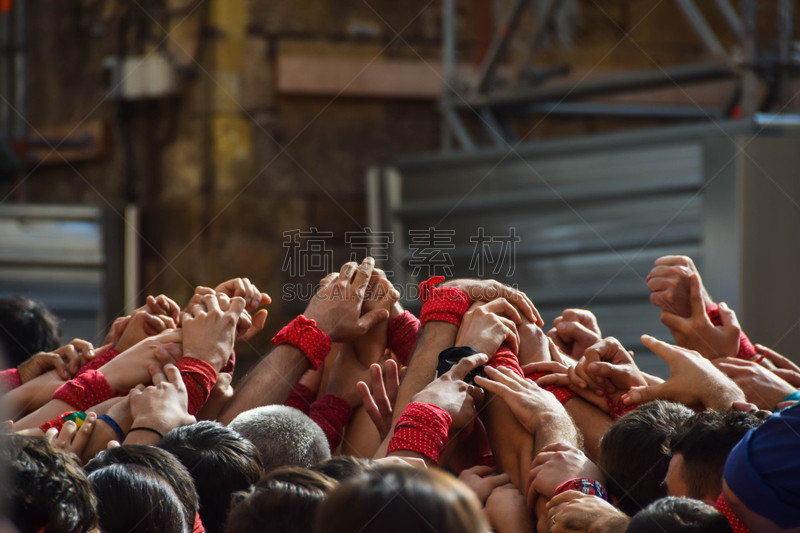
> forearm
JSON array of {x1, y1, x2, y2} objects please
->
[
  {"x1": 564, "y1": 397, "x2": 613, "y2": 462},
  {"x1": 13, "y1": 399, "x2": 75, "y2": 430},
  {"x1": 375, "y1": 322, "x2": 457, "y2": 455},
  {"x1": 532, "y1": 412, "x2": 579, "y2": 457},
  {"x1": 218, "y1": 344, "x2": 309, "y2": 424},
  {"x1": 481, "y1": 394, "x2": 534, "y2": 489},
  {"x1": 4, "y1": 370, "x2": 65, "y2": 419}
]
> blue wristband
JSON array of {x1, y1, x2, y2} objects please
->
[{"x1": 98, "y1": 414, "x2": 125, "y2": 442}]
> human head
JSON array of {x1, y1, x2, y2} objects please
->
[
  {"x1": 85, "y1": 444, "x2": 199, "y2": 532},
  {"x1": 88, "y1": 463, "x2": 187, "y2": 533},
  {"x1": 0, "y1": 296, "x2": 60, "y2": 367},
  {"x1": 159, "y1": 421, "x2": 263, "y2": 533},
  {"x1": 600, "y1": 400, "x2": 694, "y2": 515},
  {"x1": 228, "y1": 405, "x2": 330, "y2": 473},
  {"x1": 665, "y1": 410, "x2": 761, "y2": 502},
  {"x1": 722, "y1": 403, "x2": 800, "y2": 532},
  {"x1": 226, "y1": 467, "x2": 337, "y2": 533},
  {"x1": 315, "y1": 464, "x2": 490, "y2": 533},
  {"x1": 626, "y1": 496, "x2": 732, "y2": 533},
  {"x1": 309, "y1": 455, "x2": 377, "y2": 482},
  {"x1": 0, "y1": 434, "x2": 97, "y2": 533}
]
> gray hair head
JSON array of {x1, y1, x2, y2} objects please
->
[{"x1": 228, "y1": 405, "x2": 330, "y2": 473}]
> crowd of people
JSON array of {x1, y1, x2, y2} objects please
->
[{"x1": 1, "y1": 254, "x2": 799, "y2": 533}]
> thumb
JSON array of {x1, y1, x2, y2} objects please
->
[
  {"x1": 641, "y1": 335, "x2": 680, "y2": 365},
  {"x1": 717, "y1": 302, "x2": 741, "y2": 330},
  {"x1": 358, "y1": 308, "x2": 390, "y2": 332},
  {"x1": 659, "y1": 310, "x2": 687, "y2": 333}
]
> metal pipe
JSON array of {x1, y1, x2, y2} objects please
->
[
  {"x1": 674, "y1": 0, "x2": 732, "y2": 66},
  {"x1": 712, "y1": 0, "x2": 744, "y2": 42},
  {"x1": 441, "y1": 0, "x2": 456, "y2": 150},
  {"x1": 12, "y1": 0, "x2": 25, "y2": 141},
  {"x1": 459, "y1": 61, "x2": 736, "y2": 110},
  {"x1": 512, "y1": 0, "x2": 561, "y2": 86},
  {"x1": 777, "y1": 0, "x2": 794, "y2": 110},
  {"x1": 472, "y1": 0, "x2": 530, "y2": 95},
  {"x1": 739, "y1": 0, "x2": 758, "y2": 117}
]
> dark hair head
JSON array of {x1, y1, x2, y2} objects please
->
[
  {"x1": 158, "y1": 421, "x2": 263, "y2": 533},
  {"x1": 626, "y1": 496, "x2": 732, "y2": 533},
  {"x1": 228, "y1": 405, "x2": 331, "y2": 474},
  {"x1": 667, "y1": 410, "x2": 762, "y2": 501},
  {"x1": 85, "y1": 444, "x2": 199, "y2": 531},
  {"x1": 309, "y1": 455, "x2": 378, "y2": 482},
  {"x1": 315, "y1": 464, "x2": 489, "y2": 533},
  {"x1": 0, "y1": 296, "x2": 61, "y2": 367},
  {"x1": 88, "y1": 463, "x2": 188, "y2": 533},
  {"x1": 226, "y1": 467, "x2": 337, "y2": 533},
  {"x1": 0, "y1": 434, "x2": 97, "y2": 533},
  {"x1": 600, "y1": 400, "x2": 694, "y2": 515}
]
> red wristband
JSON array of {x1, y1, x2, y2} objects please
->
[
  {"x1": 308, "y1": 394, "x2": 353, "y2": 453},
  {"x1": 715, "y1": 493, "x2": 752, "y2": 533},
  {"x1": 272, "y1": 315, "x2": 332, "y2": 371},
  {"x1": 419, "y1": 276, "x2": 473, "y2": 327},
  {"x1": 525, "y1": 370, "x2": 577, "y2": 405},
  {"x1": 177, "y1": 357, "x2": 217, "y2": 416},
  {"x1": 387, "y1": 402, "x2": 452, "y2": 464},
  {"x1": 220, "y1": 348, "x2": 236, "y2": 374},
  {"x1": 285, "y1": 382, "x2": 316, "y2": 414},
  {"x1": 553, "y1": 478, "x2": 608, "y2": 501},
  {"x1": 53, "y1": 370, "x2": 115, "y2": 410},
  {"x1": 606, "y1": 395, "x2": 638, "y2": 420},
  {"x1": 486, "y1": 345, "x2": 524, "y2": 378},
  {"x1": 0, "y1": 368, "x2": 21, "y2": 390},
  {"x1": 388, "y1": 310, "x2": 421, "y2": 366},
  {"x1": 706, "y1": 303, "x2": 758, "y2": 360},
  {"x1": 75, "y1": 347, "x2": 120, "y2": 376},
  {"x1": 40, "y1": 410, "x2": 79, "y2": 433}
]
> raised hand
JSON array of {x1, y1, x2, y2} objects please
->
[
  {"x1": 646, "y1": 255, "x2": 712, "y2": 317},
  {"x1": 456, "y1": 300, "x2": 521, "y2": 355},
  {"x1": 547, "y1": 309, "x2": 602, "y2": 361},
  {"x1": 411, "y1": 352, "x2": 488, "y2": 433},
  {"x1": 660, "y1": 274, "x2": 740, "y2": 359},
  {"x1": 525, "y1": 442, "x2": 603, "y2": 505},
  {"x1": 17, "y1": 338, "x2": 95, "y2": 382},
  {"x1": 213, "y1": 277, "x2": 271, "y2": 341},
  {"x1": 113, "y1": 295, "x2": 181, "y2": 352},
  {"x1": 44, "y1": 411, "x2": 98, "y2": 461},
  {"x1": 474, "y1": 364, "x2": 565, "y2": 434},
  {"x1": 181, "y1": 293, "x2": 245, "y2": 371},
  {"x1": 622, "y1": 335, "x2": 744, "y2": 410},
  {"x1": 755, "y1": 344, "x2": 800, "y2": 386},
  {"x1": 98, "y1": 329, "x2": 182, "y2": 393},
  {"x1": 304, "y1": 257, "x2": 390, "y2": 342},
  {"x1": 442, "y1": 278, "x2": 542, "y2": 326},
  {"x1": 354, "y1": 272, "x2": 398, "y2": 365},
  {"x1": 544, "y1": 491, "x2": 629, "y2": 533},
  {"x1": 128, "y1": 363, "x2": 196, "y2": 438},
  {"x1": 357, "y1": 359, "x2": 400, "y2": 441},
  {"x1": 458, "y1": 465, "x2": 511, "y2": 505},
  {"x1": 714, "y1": 357, "x2": 796, "y2": 411}
]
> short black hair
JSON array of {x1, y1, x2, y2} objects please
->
[
  {"x1": 85, "y1": 444, "x2": 199, "y2": 531},
  {"x1": 88, "y1": 463, "x2": 188, "y2": 533},
  {"x1": 159, "y1": 421, "x2": 263, "y2": 533},
  {"x1": 667, "y1": 410, "x2": 761, "y2": 500},
  {"x1": 0, "y1": 296, "x2": 61, "y2": 367},
  {"x1": 309, "y1": 455, "x2": 377, "y2": 482},
  {"x1": 626, "y1": 496, "x2": 732, "y2": 533},
  {"x1": 600, "y1": 401, "x2": 693, "y2": 515},
  {"x1": 0, "y1": 434, "x2": 97, "y2": 533}
]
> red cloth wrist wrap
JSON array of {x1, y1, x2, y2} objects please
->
[
  {"x1": 387, "y1": 402, "x2": 452, "y2": 464},
  {"x1": 308, "y1": 394, "x2": 353, "y2": 453},
  {"x1": 285, "y1": 383, "x2": 316, "y2": 414},
  {"x1": 388, "y1": 311, "x2": 420, "y2": 365},
  {"x1": 419, "y1": 276, "x2": 473, "y2": 327},
  {"x1": 525, "y1": 370, "x2": 578, "y2": 405},
  {"x1": 40, "y1": 410, "x2": 79, "y2": 433},
  {"x1": 553, "y1": 478, "x2": 608, "y2": 501},
  {"x1": 1, "y1": 368, "x2": 21, "y2": 390},
  {"x1": 192, "y1": 512, "x2": 205, "y2": 533},
  {"x1": 220, "y1": 349, "x2": 236, "y2": 374},
  {"x1": 715, "y1": 493, "x2": 751, "y2": 533},
  {"x1": 486, "y1": 345, "x2": 524, "y2": 378},
  {"x1": 606, "y1": 395, "x2": 638, "y2": 420},
  {"x1": 707, "y1": 303, "x2": 758, "y2": 360},
  {"x1": 272, "y1": 315, "x2": 332, "y2": 371},
  {"x1": 177, "y1": 357, "x2": 217, "y2": 416},
  {"x1": 76, "y1": 347, "x2": 120, "y2": 376},
  {"x1": 53, "y1": 370, "x2": 115, "y2": 410}
]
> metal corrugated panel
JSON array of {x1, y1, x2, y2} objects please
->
[
  {"x1": 0, "y1": 205, "x2": 106, "y2": 345},
  {"x1": 388, "y1": 129, "x2": 725, "y2": 376}
]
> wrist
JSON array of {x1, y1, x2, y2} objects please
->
[{"x1": 272, "y1": 315, "x2": 332, "y2": 371}]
